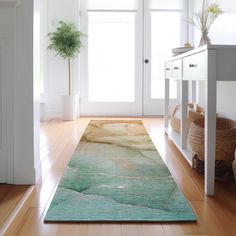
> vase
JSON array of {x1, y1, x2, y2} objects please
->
[{"x1": 199, "y1": 30, "x2": 211, "y2": 47}]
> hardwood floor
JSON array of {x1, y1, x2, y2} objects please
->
[
  {"x1": 0, "y1": 185, "x2": 31, "y2": 230},
  {"x1": 2, "y1": 118, "x2": 236, "y2": 236}
]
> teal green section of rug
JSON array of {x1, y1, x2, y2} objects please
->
[{"x1": 45, "y1": 120, "x2": 196, "y2": 222}]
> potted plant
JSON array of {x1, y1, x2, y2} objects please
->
[{"x1": 48, "y1": 21, "x2": 84, "y2": 120}]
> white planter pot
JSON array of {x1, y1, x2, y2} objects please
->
[{"x1": 61, "y1": 95, "x2": 78, "y2": 121}]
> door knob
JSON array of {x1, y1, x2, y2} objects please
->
[{"x1": 144, "y1": 59, "x2": 149, "y2": 64}]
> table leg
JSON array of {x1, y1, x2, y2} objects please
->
[
  {"x1": 164, "y1": 78, "x2": 169, "y2": 133},
  {"x1": 181, "y1": 80, "x2": 188, "y2": 149},
  {"x1": 190, "y1": 80, "x2": 196, "y2": 103},
  {"x1": 205, "y1": 50, "x2": 217, "y2": 196}
]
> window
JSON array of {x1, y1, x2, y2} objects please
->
[
  {"x1": 150, "y1": 0, "x2": 183, "y2": 99},
  {"x1": 87, "y1": 3, "x2": 137, "y2": 102}
]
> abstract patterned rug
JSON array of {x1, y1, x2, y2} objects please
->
[{"x1": 45, "y1": 120, "x2": 196, "y2": 222}]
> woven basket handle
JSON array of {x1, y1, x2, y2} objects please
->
[{"x1": 172, "y1": 105, "x2": 181, "y2": 117}]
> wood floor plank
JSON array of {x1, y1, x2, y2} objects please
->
[
  {"x1": 53, "y1": 139, "x2": 78, "y2": 169},
  {"x1": 56, "y1": 224, "x2": 80, "y2": 236},
  {"x1": 214, "y1": 183, "x2": 236, "y2": 222},
  {"x1": 162, "y1": 141, "x2": 203, "y2": 202},
  {"x1": 191, "y1": 201, "x2": 229, "y2": 236},
  {"x1": 3, "y1": 188, "x2": 36, "y2": 236},
  {"x1": 29, "y1": 168, "x2": 63, "y2": 208},
  {"x1": 40, "y1": 120, "x2": 80, "y2": 180},
  {"x1": 32, "y1": 214, "x2": 58, "y2": 236},
  {"x1": 15, "y1": 208, "x2": 44, "y2": 236},
  {"x1": 0, "y1": 186, "x2": 30, "y2": 228},
  {"x1": 141, "y1": 224, "x2": 165, "y2": 236},
  {"x1": 86, "y1": 224, "x2": 101, "y2": 236},
  {"x1": 164, "y1": 224, "x2": 199, "y2": 236},
  {"x1": 162, "y1": 224, "x2": 175, "y2": 236},
  {"x1": 185, "y1": 234, "x2": 207, "y2": 236},
  {"x1": 0, "y1": 185, "x2": 12, "y2": 202},
  {"x1": 77, "y1": 224, "x2": 88, "y2": 236},
  {"x1": 205, "y1": 192, "x2": 236, "y2": 226},
  {"x1": 172, "y1": 223, "x2": 200, "y2": 234},
  {"x1": 121, "y1": 224, "x2": 142, "y2": 236},
  {"x1": 101, "y1": 224, "x2": 122, "y2": 236},
  {"x1": 40, "y1": 132, "x2": 75, "y2": 180}
]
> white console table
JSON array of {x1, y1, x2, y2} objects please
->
[{"x1": 164, "y1": 45, "x2": 236, "y2": 196}]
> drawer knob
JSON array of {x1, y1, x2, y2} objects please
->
[
  {"x1": 174, "y1": 67, "x2": 180, "y2": 70},
  {"x1": 189, "y1": 64, "x2": 197, "y2": 68},
  {"x1": 166, "y1": 68, "x2": 170, "y2": 71}
]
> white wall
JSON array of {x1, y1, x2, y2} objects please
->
[
  {"x1": 0, "y1": 0, "x2": 41, "y2": 184},
  {"x1": 0, "y1": 4, "x2": 15, "y2": 183},
  {"x1": 194, "y1": 0, "x2": 236, "y2": 120},
  {"x1": 14, "y1": 0, "x2": 41, "y2": 184},
  {"x1": 40, "y1": 0, "x2": 48, "y2": 100},
  {"x1": 45, "y1": 0, "x2": 79, "y2": 117}
]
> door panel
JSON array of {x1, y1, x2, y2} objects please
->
[
  {"x1": 88, "y1": 12, "x2": 136, "y2": 103},
  {"x1": 80, "y1": 0, "x2": 143, "y2": 116},
  {"x1": 143, "y1": 0, "x2": 184, "y2": 115}
]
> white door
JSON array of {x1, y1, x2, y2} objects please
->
[
  {"x1": 80, "y1": 0, "x2": 187, "y2": 116},
  {"x1": 80, "y1": 0, "x2": 143, "y2": 116},
  {"x1": 143, "y1": 0, "x2": 186, "y2": 115}
]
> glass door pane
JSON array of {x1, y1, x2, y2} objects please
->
[
  {"x1": 143, "y1": 0, "x2": 185, "y2": 115},
  {"x1": 151, "y1": 11, "x2": 181, "y2": 100},
  {"x1": 88, "y1": 12, "x2": 135, "y2": 102}
]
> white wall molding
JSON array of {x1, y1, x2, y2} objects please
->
[
  {"x1": 6, "y1": 27, "x2": 15, "y2": 184},
  {"x1": 0, "y1": 26, "x2": 15, "y2": 184},
  {"x1": 0, "y1": 36, "x2": 6, "y2": 183}
]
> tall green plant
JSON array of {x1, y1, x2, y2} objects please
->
[{"x1": 48, "y1": 21, "x2": 84, "y2": 95}]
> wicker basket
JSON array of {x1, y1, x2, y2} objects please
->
[
  {"x1": 188, "y1": 117, "x2": 236, "y2": 161},
  {"x1": 170, "y1": 103, "x2": 204, "y2": 134}
]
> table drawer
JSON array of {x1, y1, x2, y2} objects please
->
[
  {"x1": 165, "y1": 61, "x2": 171, "y2": 78},
  {"x1": 171, "y1": 59, "x2": 182, "y2": 78},
  {"x1": 183, "y1": 51, "x2": 207, "y2": 80}
]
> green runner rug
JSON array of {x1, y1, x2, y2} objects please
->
[{"x1": 45, "y1": 120, "x2": 196, "y2": 222}]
